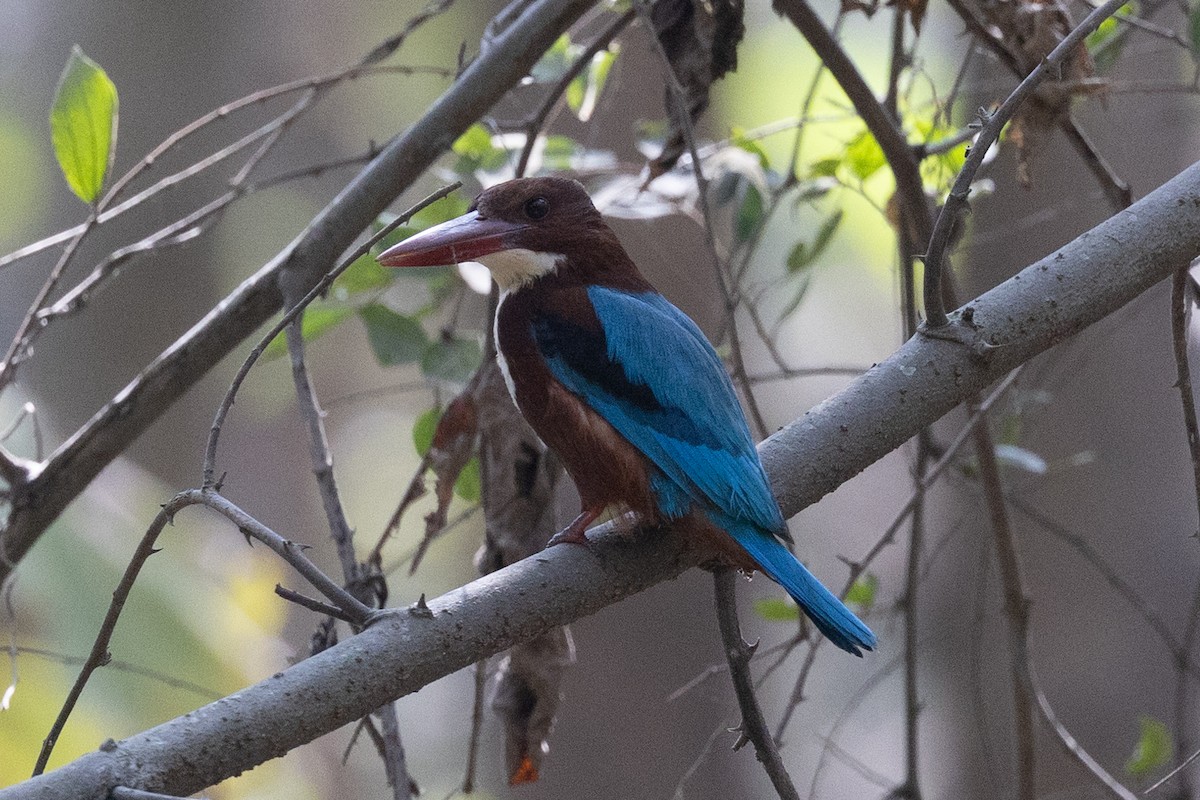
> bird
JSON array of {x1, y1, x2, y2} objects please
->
[{"x1": 377, "y1": 176, "x2": 876, "y2": 656}]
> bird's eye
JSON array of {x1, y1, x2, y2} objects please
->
[{"x1": 524, "y1": 196, "x2": 549, "y2": 220}]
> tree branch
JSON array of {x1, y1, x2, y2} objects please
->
[
  {"x1": 0, "y1": 0, "x2": 599, "y2": 584},
  {"x1": 5, "y1": 156, "x2": 1200, "y2": 800},
  {"x1": 713, "y1": 570, "x2": 800, "y2": 800}
]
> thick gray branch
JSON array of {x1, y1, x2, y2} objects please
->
[
  {"x1": 0, "y1": 0, "x2": 597, "y2": 585},
  {"x1": 5, "y1": 160, "x2": 1200, "y2": 800}
]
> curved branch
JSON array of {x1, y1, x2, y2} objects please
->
[{"x1": 5, "y1": 157, "x2": 1200, "y2": 800}]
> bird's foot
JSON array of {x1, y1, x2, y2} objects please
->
[{"x1": 545, "y1": 509, "x2": 600, "y2": 549}]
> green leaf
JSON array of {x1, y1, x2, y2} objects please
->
[
  {"x1": 735, "y1": 182, "x2": 764, "y2": 243},
  {"x1": 455, "y1": 457, "x2": 482, "y2": 502},
  {"x1": 845, "y1": 574, "x2": 878, "y2": 611},
  {"x1": 786, "y1": 209, "x2": 843, "y2": 274},
  {"x1": 808, "y1": 158, "x2": 841, "y2": 179},
  {"x1": 845, "y1": 129, "x2": 886, "y2": 181},
  {"x1": 332, "y1": 253, "x2": 392, "y2": 299},
  {"x1": 413, "y1": 407, "x2": 441, "y2": 456},
  {"x1": 572, "y1": 47, "x2": 617, "y2": 122},
  {"x1": 1087, "y1": 2, "x2": 1137, "y2": 71},
  {"x1": 452, "y1": 124, "x2": 507, "y2": 174},
  {"x1": 542, "y1": 135, "x2": 580, "y2": 171},
  {"x1": 358, "y1": 305, "x2": 429, "y2": 366},
  {"x1": 754, "y1": 597, "x2": 800, "y2": 622},
  {"x1": 50, "y1": 46, "x2": 118, "y2": 204},
  {"x1": 1126, "y1": 716, "x2": 1172, "y2": 778},
  {"x1": 263, "y1": 307, "x2": 351, "y2": 361},
  {"x1": 421, "y1": 336, "x2": 483, "y2": 384}
]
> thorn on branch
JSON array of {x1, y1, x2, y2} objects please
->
[{"x1": 409, "y1": 593, "x2": 434, "y2": 619}]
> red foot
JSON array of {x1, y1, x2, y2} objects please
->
[{"x1": 546, "y1": 509, "x2": 600, "y2": 548}]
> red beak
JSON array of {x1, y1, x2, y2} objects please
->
[{"x1": 376, "y1": 211, "x2": 530, "y2": 268}]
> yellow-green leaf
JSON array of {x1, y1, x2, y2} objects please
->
[
  {"x1": 1126, "y1": 716, "x2": 1172, "y2": 777},
  {"x1": 845, "y1": 129, "x2": 885, "y2": 181},
  {"x1": 50, "y1": 46, "x2": 118, "y2": 204},
  {"x1": 413, "y1": 407, "x2": 441, "y2": 456},
  {"x1": 845, "y1": 573, "x2": 878, "y2": 611},
  {"x1": 454, "y1": 457, "x2": 481, "y2": 502},
  {"x1": 755, "y1": 597, "x2": 800, "y2": 622}
]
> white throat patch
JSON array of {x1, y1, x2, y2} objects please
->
[{"x1": 476, "y1": 249, "x2": 563, "y2": 291}]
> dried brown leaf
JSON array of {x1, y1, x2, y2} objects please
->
[{"x1": 648, "y1": 0, "x2": 746, "y2": 178}]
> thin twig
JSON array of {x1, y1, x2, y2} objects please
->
[
  {"x1": 1171, "y1": 264, "x2": 1200, "y2": 530},
  {"x1": 112, "y1": 788, "x2": 203, "y2": 800},
  {"x1": 0, "y1": 212, "x2": 98, "y2": 392},
  {"x1": 39, "y1": 148, "x2": 388, "y2": 326},
  {"x1": 274, "y1": 586, "x2": 359, "y2": 624},
  {"x1": 32, "y1": 485, "x2": 377, "y2": 775},
  {"x1": 31, "y1": 493, "x2": 190, "y2": 775},
  {"x1": 920, "y1": 0, "x2": 1127, "y2": 327},
  {"x1": 712, "y1": 571, "x2": 801, "y2": 800},
  {"x1": 772, "y1": 0, "x2": 933, "y2": 250},
  {"x1": 0, "y1": 68, "x2": 441, "y2": 273},
  {"x1": 196, "y1": 490, "x2": 374, "y2": 623},
  {"x1": 514, "y1": 9, "x2": 634, "y2": 176},
  {"x1": 970, "y1": 416, "x2": 1036, "y2": 800},
  {"x1": 773, "y1": 368, "x2": 1023, "y2": 740},
  {"x1": 284, "y1": 295, "x2": 411, "y2": 799},
  {"x1": 202, "y1": 182, "x2": 460, "y2": 488},
  {"x1": 462, "y1": 659, "x2": 488, "y2": 793},
  {"x1": 1145, "y1": 745, "x2": 1200, "y2": 795}
]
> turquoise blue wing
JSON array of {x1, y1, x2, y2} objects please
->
[{"x1": 531, "y1": 286, "x2": 786, "y2": 534}]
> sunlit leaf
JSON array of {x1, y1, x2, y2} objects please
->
[
  {"x1": 754, "y1": 597, "x2": 799, "y2": 622},
  {"x1": 263, "y1": 307, "x2": 351, "y2": 361},
  {"x1": 1087, "y1": 2, "x2": 1137, "y2": 71},
  {"x1": 845, "y1": 129, "x2": 886, "y2": 181},
  {"x1": 1126, "y1": 716, "x2": 1172, "y2": 777},
  {"x1": 846, "y1": 573, "x2": 878, "y2": 611},
  {"x1": 413, "y1": 407, "x2": 441, "y2": 456},
  {"x1": 421, "y1": 336, "x2": 483, "y2": 384},
  {"x1": 358, "y1": 305, "x2": 429, "y2": 366},
  {"x1": 455, "y1": 457, "x2": 482, "y2": 502},
  {"x1": 50, "y1": 46, "x2": 118, "y2": 204},
  {"x1": 452, "y1": 123, "x2": 507, "y2": 174},
  {"x1": 569, "y1": 47, "x2": 618, "y2": 122}
]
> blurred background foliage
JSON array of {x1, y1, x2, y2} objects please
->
[{"x1": 1, "y1": 0, "x2": 1199, "y2": 798}]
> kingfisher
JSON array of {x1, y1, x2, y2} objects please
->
[{"x1": 378, "y1": 177, "x2": 875, "y2": 656}]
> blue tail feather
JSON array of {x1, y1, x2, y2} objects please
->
[{"x1": 714, "y1": 511, "x2": 877, "y2": 656}]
